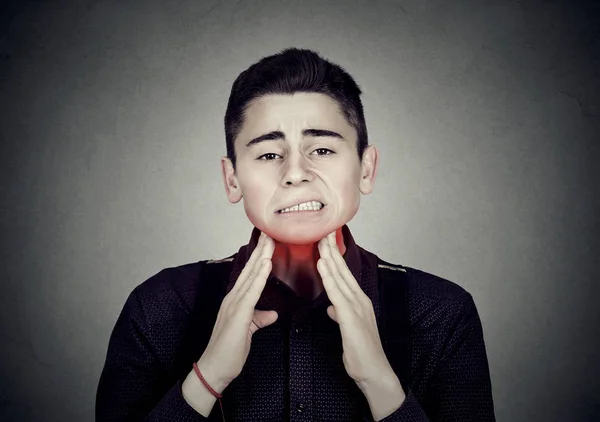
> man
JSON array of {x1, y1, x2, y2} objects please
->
[{"x1": 96, "y1": 48, "x2": 495, "y2": 421}]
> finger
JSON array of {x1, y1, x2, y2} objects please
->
[
  {"x1": 238, "y1": 235, "x2": 274, "y2": 299},
  {"x1": 317, "y1": 257, "x2": 345, "y2": 307},
  {"x1": 318, "y1": 236, "x2": 355, "y2": 301},
  {"x1": 326, "y1": 231, "x2": 360, "y2": 295},
  {"x1": 240, "y1": 257, "x2": 272, "y2": 308},
  {"x1": 250, "y1": 309, "x2": 279, "y2": 335},
  {"x1": 323, "y1": 253, "x2": 355, "y2": 302},
  {"x1": 233, "y1": 232, "x2": 272, "y2": 295},
  {"x1": 326, "y1": 305, "x2": 338, "y2": 324},
  {"x1": 230, "y1": 231, "x2": 265, "y2": 294}
]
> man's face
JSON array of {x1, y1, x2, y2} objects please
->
[{"x1": 221, "y1": 92, "x2": 378, "y2": 245}]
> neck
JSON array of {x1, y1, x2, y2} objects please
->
[{"x1": 271, "y1": 227, "x2": 346, "y2": 299}]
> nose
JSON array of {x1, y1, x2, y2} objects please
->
[{"x1": 282, "y1": 152, "x2": 314, "y2": 186}]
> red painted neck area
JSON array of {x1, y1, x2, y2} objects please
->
[{"x1": 270, "y1": 227, "x2": 346, "y2": 289}]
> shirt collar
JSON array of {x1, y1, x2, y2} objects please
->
[{"x1": 224, "y1": 224, "x2": 380, "y2": 321}]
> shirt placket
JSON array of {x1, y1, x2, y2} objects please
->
[{"x1": 288, "y1": 305, "x2": 313, "y2": 422}]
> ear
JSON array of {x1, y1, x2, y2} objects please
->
[
  {"x1": 359, "y1": 145, "x2": 379, "y2": 195},
  {"x1": 221, "y1": 156, "x2": 243, "y2": 204}
]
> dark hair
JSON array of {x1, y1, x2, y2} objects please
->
[{"x1": 224, "y1": 48, "x2": 368, "y2": 171}]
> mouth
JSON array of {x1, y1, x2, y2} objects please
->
[{"x1": 275, "y1": 201, "x2": 326, "y2": 214}]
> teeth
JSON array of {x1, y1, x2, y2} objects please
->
[{"x1": 279, "y1": 201, "x2": 324, "y2": 214}]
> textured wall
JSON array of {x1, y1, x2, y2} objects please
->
[{"x1": 1, "y1": 0, "x2": 598, "y2": 420}]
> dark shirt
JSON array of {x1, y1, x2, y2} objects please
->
[{"x1": 96, "y1": 225, "x2": 495, "y2": 421}]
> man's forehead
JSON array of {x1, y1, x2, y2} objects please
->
[
  {"x1": 239, "y1": 94, "x2": 350, "y2": 140},
  {"x1": 246, "y1": 94, "x2": 341, "y2": 118},
  {"x1": 250, "y1": 92, "x2": 340, "y2": 107}
]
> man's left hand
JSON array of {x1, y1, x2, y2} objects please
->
[{"x1": 317, "y1": 231, "x2": 401, "y2": 391}]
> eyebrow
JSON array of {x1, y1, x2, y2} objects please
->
[{"x1": 245, "y1": 129, "x2": 345, "y2": 147}]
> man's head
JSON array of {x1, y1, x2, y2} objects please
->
[
  {"x1": 224, "y1": 48, "x2": 369, "y2": 171},
  {"x1": 221, "y1": 48, "x2": 379, "y2": 245}
]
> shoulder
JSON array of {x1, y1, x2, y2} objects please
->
[
  {"x1": 130, "y1": 255, "x2": 235, "y2": 325},
  {"x1": 404, "y1": 266, "x2": 471, "y2": 303},
  {"x1": 376, "y1": 260, "x2": 483, "y2": 364},
  {"x1": 375, "y1": 255, "x2": 476, "y2": 321},
  {"x1": 133, "y1": 261, "x2": 202, "y2": 298},
  {"x1": 376, "y1": 255, "x2": 470, "y2": 300}
]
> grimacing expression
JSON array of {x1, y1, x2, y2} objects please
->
[{"x1": 221, "y1": 93, "x2": 378, "y2": 245}]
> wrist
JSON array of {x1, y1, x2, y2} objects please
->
[
  {"x1": 195, "y1": 356, "x2": 231, "y2": 394},
  {"x1": 358, "y1": 369, "x2": 406, "y2": 421},
  {"x1": 182, "y1": 371, "x2": 218, "y2": 417},
  {"x1": 357, "y1": 364, "x2": 399, "y2": 391}
]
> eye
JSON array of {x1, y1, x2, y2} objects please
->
[
  {"x1": 312, "y1": 148, "x2": 334, "y2": 156},
  {"x1": 257, "y1": 153, "x2": 281, "y2": 161},
  {"x1": 257, "y1": 149, "x2": 334, "y2": 161}
]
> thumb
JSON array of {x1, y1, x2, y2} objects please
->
[
  {"x1": 327, "y1": 305, "x2": 338, "y2": 324},
  {"x1": 250, "y1": 310, "x2": 279, "y2": 335}
]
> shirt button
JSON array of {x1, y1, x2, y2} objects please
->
[{"x1": 296, "y1": 403, "x2": 304, "y2": 412}]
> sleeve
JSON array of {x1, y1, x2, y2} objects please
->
[
  {"x1": 95, "y1": 288, "x2": 210, "y2": 421},
  {"x1": 377, "y1": 293, "x2": 496, "y2": 422}
]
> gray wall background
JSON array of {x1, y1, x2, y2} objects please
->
[{"x1": 1, "y1": 0, "x2": 598, "y2": 420}]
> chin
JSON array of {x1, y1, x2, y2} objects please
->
[{"x1": 262, "y1": 225, "x2": 331, "y2": 245}]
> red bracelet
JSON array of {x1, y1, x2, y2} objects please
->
[
  {"x1": 192, "y1": 362, "x2": 222, "y2": 398},
  {"x1": 192, "y1": 362, "x2": 225, "y2": 422}
]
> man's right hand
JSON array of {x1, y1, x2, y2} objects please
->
[{"x1": 195, "y1": 231, "x2": 277, "y2": 392}]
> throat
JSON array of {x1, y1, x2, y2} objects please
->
[
  {"x1": 271, "y1": 258, "x2": 323, "y2": 300},
  {"x1": 283, "y1": 274, "x2": 324, "y2": 301}
]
